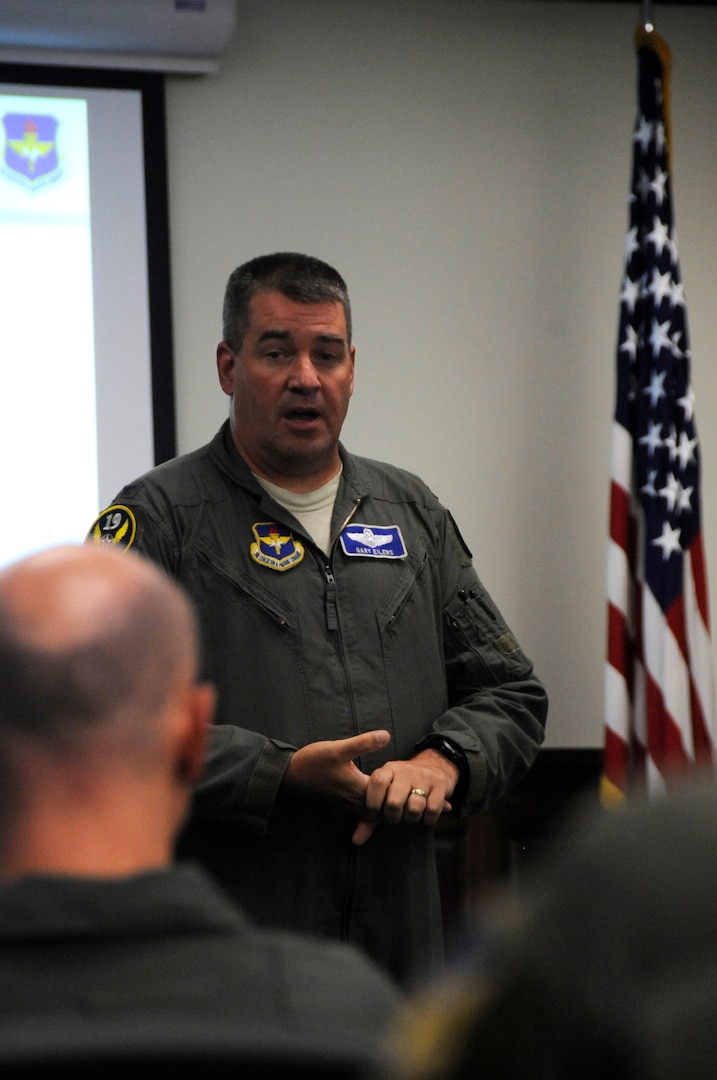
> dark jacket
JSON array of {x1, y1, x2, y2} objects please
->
[
  {"x1": 0, "y1": 863, "x2": 400, "y2": 1033},
  {"x1": 89, "y1": 422, "x2": 548, "y2": 986}
]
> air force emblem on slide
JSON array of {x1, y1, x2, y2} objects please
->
[
  {"x1": 340, "y1": 524, "x2": 407, "y2": 559},
  {"x1": 2, "y1": 113, "x2": 62, "y2": 190},
  {"x1": 250, "y1": 523, "x2": 305, "y2": 571}
]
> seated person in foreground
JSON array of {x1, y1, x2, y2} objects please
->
[
  {"x1": 0, "y1": 543, "x2": 400, "y2": 1046},
  {"x1": 377, "y1": 781, "x2": 717, "y2": 1080}
]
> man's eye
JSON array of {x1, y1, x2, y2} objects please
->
[{"x1": 316, "y1": 352, "x2": 341, "y2": 365}]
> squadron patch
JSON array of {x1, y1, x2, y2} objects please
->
[
  {"x1": 86, "y1": 505, "x2": 137, "y2": 549},
  {"x1": 339, "y1": 524, "x2": 407, "y2": 559},
  {"x1": 250, "y1": 522, "x2": 305, "y2": 571}
]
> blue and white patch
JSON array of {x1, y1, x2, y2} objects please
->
[{"x1": 339, "y1": 524, "x2": 407, "y2": 559}]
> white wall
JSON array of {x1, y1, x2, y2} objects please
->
[{"x1": 164, "y1": 0, "x2": 717, "y2": 748}]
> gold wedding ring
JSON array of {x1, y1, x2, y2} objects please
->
[{"x1": 410, "y1": 788, "x2": 428, "y2": 798}]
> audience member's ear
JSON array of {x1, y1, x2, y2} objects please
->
[{"x1": 176, "y1": 682, "x2": 215, "y2": 785}]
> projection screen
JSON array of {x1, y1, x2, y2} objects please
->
[{"x1": 0, "y1": 63, "x2": 175, "y2": 569}]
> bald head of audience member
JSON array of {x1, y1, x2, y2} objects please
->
[{"x1": 0, "y1": 544, "x2": 215, "y2": 878}]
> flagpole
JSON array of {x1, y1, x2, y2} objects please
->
[{"x1": 642, "y1": 0, "x2": 654, "y2": 30}]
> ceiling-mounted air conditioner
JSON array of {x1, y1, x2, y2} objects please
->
[{"x1": 0, "y1": 0, "x2": 238, "y2": 74}]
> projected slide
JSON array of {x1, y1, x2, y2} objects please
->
[
  {"x1": 0, "y1": 93, "x2": 97, "y2": 569},
  {"x1": 0, "y1": 73, "x2": 161, "y2": 571}
]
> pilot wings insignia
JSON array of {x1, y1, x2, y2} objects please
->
[{"x1": 345, "y1": 529, "x2": 393, "y2": 549}]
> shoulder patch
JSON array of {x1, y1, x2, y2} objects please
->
[
  {"x1": 446, "y1": 512, "x2": 472, "y2": 568},
  {"x1": 86, "y1": 505, "x2": 137, "y2": 549}
]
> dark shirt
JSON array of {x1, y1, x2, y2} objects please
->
[{"x1": 0, "y1": 861, "x2": 400, "y2": 1040}]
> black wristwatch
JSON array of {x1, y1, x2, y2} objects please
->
[{"x1": 414, "y1": 733, "x2": 469, "y2": 807}]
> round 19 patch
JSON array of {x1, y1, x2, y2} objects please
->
[{"x1": 86, "y1": 505, "x2": 137, "y2": 549}]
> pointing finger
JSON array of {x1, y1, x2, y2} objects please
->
[{"x1": 341, "y1": 729, "x2": 390, "y2": 761}]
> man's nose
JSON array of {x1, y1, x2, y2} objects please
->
[{"x1": 288, "y1": 354, "x2": 321, "y2": 390}]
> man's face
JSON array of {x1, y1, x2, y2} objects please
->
[{"x1": 216, "y1": 291, "x2": 355, "y2": 491}]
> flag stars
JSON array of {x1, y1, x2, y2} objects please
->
[
  {"x1": 678, "y1": 384, "x2": 695, "y2": 421},
  {"x1": 634, "y1": 114, "x2": 653, "y2": 152},
  {"x1": 668, "y1": 229, "x2": 680, "y2": 264},
  {"x1": 620, "y1": 275, "x2": 641, "y2": 313},
  {"x1": 637, "y1": 168, "x2": 652, "y2": 201},
  {"x1": 659, "y1": 472, "x2": 693, "y2": 515},
  {"x1": 642, "y1": 469, "x2": 658, "y2": 497},
  {"x1": 678, "y1": 483, "x2": 694, "y2": 514},
  {"x1": 639, "y1": 420, "x2": 663, "y2": 456},
  {"x1": 659, "y1": 472, "x2": 681, "y2": 512},
  {"x1": 643, "y1": 368, "x2": 667, "y2": 406},
  {"x1": 649, "y1": 168, "x2": 668, "y2": 205},
  {"x1": 670, "y1": 279, "x2": 686, "y2": 308},
  {"x1": 646, "y1": 216, "x2": 671, "y2": 255},
  {"x1": 664, "y1": 425, "x2": 677, "y2": 462},
  {"x1": 620, "y1": 324, "x2": 639, "y2": 359},
  {"x1": 649, "y1": 317, "x2": 672, "y2": 357},
  {"x1": 675, "y1": 430, "x2": 698, "y2": 470},
  {"x1": 652, "y1": 520, "x2": 682, "y2": 560},
  {"x1": 625, "y1": 225, "x2": 639, "y2": 262},
  {"x1": 648, "y1": 267, "x2": 673, "y2": 306}
]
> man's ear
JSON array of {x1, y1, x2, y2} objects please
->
[
  {"x1": 216, "y1": 341, "x2": 236, "y2": 396},
  {"x1": 349, "y1": 343, "x2": 356, "y2": 397},
  {"x1": 175, "y1": 681, "x2": 216, "y2": 786}
]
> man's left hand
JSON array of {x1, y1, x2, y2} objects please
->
[{"x1": 351, "y1": 748, "x2": 458, "y2": 846}]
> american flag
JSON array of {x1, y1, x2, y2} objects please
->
[{"x1": 603, "y1": 28, "x2": 716, "y2": 802}]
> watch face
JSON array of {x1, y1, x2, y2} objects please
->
[
  {"x1": 417, "y1": 734, "x2": 464, "y2": 769},
  {"x1": 441, "y1": 741, "x2": 460, "y2": 763}
]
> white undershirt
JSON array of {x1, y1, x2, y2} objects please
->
[{"x1": 254, "y1": 469, "x2": 342, "y2": 555}]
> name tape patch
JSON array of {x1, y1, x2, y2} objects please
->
[{"x1": 339, "y1": 524, "x2": 407, "y2": 559}]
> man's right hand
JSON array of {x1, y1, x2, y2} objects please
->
[{"x1": 282, "y1": 729, "x2": 391, "y2": 810}]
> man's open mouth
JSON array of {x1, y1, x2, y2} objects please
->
[{"x1": 285, "y1": 407, "x2": 320, "y2": 422}]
